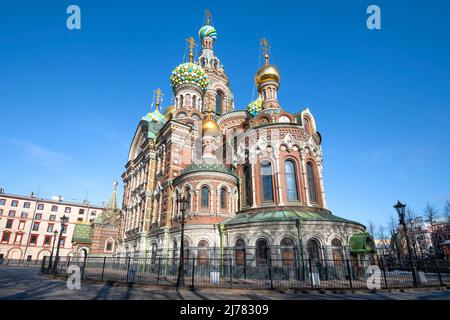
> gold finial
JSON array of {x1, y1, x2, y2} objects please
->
[
  {"x1": 261, "y1": 37, "x2": 270, "y2": 65},
  {"x1": 185, "y1": 37, "x2": 197, "y2": 63},
  {"x1": 153, "y1": 88, "x2": 163, "y2": 110},
  {"x1": 205, "y1": 9, "x2": 212, "y2": 25}
]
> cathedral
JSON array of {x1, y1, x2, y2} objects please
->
[{"x1": 116, "y1": 13, "x2": 376, "y2": 266}]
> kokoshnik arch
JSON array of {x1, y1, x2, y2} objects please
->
[{"x1": 116, "y1": 12, "x2": 376, "y2": 265}]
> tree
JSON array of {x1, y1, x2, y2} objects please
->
[
  {"x1": 443, "y1": 200, "x2": 450, "y2": 221},
  {"x1": 406, "y1": 207, "x2": 418, "y2": 258},
  {"x1": 367, "y1": 221, "x2": 376, "y2": 238},
  {"x1": 424, "y1": 203, "x2": 440, "y2": 257},
  {"x1": 388, "y1": 215, "x2": 401, "y2": 260}
]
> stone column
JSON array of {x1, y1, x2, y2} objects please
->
[{"x1": 300, "y1": 151, "x2": 310, "y2": 206}]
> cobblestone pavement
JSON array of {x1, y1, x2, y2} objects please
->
[{"x1": 0, "y1": 267, "x2": 449, "y2": 300}]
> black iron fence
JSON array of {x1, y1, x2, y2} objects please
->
[
  {"x1": 0, "y1": 258, "x2": 42, "y2": 268},
  {"x1": 40, "y1": 255, "x2": 450, "y2": 290}
]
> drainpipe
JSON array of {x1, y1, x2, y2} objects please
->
[
  {"x1": 219, "y1": 223, "x2": 224, "y2": 275},
  {"x1": 295, "y1": 219, "x2": 307, "y2": 280}
]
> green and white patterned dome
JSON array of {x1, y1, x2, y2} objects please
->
[
  {"x1": 199, "y1": 25, "x2": 217, "y2": 42},
  {"x1": 246, "y1": 95, "x2": 263, "y2": 116},
  {"x1": 170, "y1": 62, "x2": 209, "y2": 89}
]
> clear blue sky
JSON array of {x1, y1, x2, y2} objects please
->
[{"x1": 1, "y1": 1, "x2": 449, "y2": 229}]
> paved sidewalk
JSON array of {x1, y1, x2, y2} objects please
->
[{"x1": 0, "y1": 267, "x2": 449, "y2": 300}]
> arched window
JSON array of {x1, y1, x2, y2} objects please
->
[
  {"x1": 303, "y1": 118, "x2": 310, "y2": 132},
  {"x1": 185, "y1": 94, "x2": 191, "y2": 108},
  {"x1": 197, "y1": 240, "x2": 209, "y2": 265},
  {"x1": 256, "y1": 239, "x2": 269, "y2": 266},
  {"x1": 185, "y1": 188, "x2": 191, "y2": 210},
  {"x1": 179, "y1": 95, "x2": 184, "y2": 108},
  {"x1": 331, "y1": 238, "x2": 343, "y2": 265},
  {"x1": 151, "y1": 243, "x2": 157, "y2": 265},
  {"x1": 220, "y1": 188, "x2": 227, "y2": 209},
  {"x1": 183, "y1": 239, "x2": 190, "y2": 265},
  {"x1": 306, "y1": 239, "x2": 321, "y2": 262},
  {"x1": 235, "y1": 239, "x2": 246, "y2": 266},
  {"x1": 244, "y1": 165, "x2": 253, "y2": 207},
  {"x1": 201, "y1": 186, "x2": 209, "y2": 208},
  {"x1": 280, "y1": 237, "x2": 296, "y2": 266},
  {"x1": 306, "y1": 162, "x2": 318, "y2": 204},
  {"x1": 216, "y1": 91, "x2": 223, "y2": 114},
  {"x1": 261, "y1": 161, "x2": 274, "y2": 202},
  {"x1": 285, "y1": 160, "x2": 299, "y2": 201},
  {"x1": 172, "y1": 240, "x2": 177, "y2": 260},
  {"x1": 192, "y1": 95, "x2": 197, "y2": 108}
]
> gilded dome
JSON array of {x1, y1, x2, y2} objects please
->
[
  {"x1": 199, "y1": 25, "x2": 217, "y2": 42},
  {"x1": 170, "y1": 62, "x2": 209, "y2": 89},
  {"x1": 255, "y1": 64, "x2": 280, "y2": 86},
  {"x1": 202, "y1": 116, "x2": 220, "y2": 135}
]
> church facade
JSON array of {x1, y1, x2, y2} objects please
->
[{"x1": 116, "y1": 15, "x2": 375, "y2": 266}]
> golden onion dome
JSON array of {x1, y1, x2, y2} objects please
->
[
  {"x1": 164, "y1": 105, "x2": 176, "y2": 117},
  {"x1": 202, "y1": 116, "x2": 220, "y2": 135},
  {"x1": 255, "y1": 64, "x2": 280, "y2": 86}
]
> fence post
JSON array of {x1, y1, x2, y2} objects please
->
[
  {"x1": 308, "y1": 259, "x2": 313, "y2": 288},
  {"x1": 268, "y1": 254, "x2": 274, "y2": 290},
  {"x1": 101, "y1": 257, "x2": 106, "y2": 282},
  {"x1": 380, "y1": 258, "x2": 388, "y2": 289},
  {"x1": 126, "y1": 257, "x2": 131, "y2": 284},
  {"x1": 346, "y1": 259, "x2": 353, "y2": 289},
  {"x1": 157, "y1": 257, "x2": 162, "y2": 285},
  {"x1": 191, "y1": 257, "x2": 195, "y2": 288},
  {"x1": 81, "y1": 254, "x2": 87, "y2": 280},
  {"x1": 435, "y1": 259, "x2": 443, "y2": 286},
  {"x1": 229, "y1": 257, "x2": 233, "y2": 289},
  {"x1": 41, "y1": 256, "x2": 47, "y2": 273}
]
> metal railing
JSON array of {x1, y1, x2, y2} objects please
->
[
  {"x1": 0, "y1": 258, "x2": 43, "y2": 268},
  {"x1": 40, "y1": 255, "x2": 450, "y2": 290}
]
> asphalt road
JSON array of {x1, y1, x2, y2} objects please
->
[{"x1": 0, "y1": 267, "x2": 449, "y2": 300}]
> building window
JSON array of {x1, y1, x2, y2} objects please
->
[
  {"x1": 5, "y1": 219, "x2": 13, "y2": 229},
  {"x1": 14, "y1": 233, "x2": 23, "y2": 245},
  {"x1": 201, "y1": 186, "x2": 209, "y2": 208},
  {"x1": 37, "y1": 203, "x2": 44, "y2": 210},
  {"x1": 197, "y1": 240, "x2": 209, "y2": 265},
  {"x1": 105, "y1": 239, "x2": 114, "y2": 252},
  {"x1": 44, "y1": 235, "x2": 52, "y2": 246},
  {"x1": 35, "y1": 213, "x2": 42, "y2": 220},
  {"x1": 235, "y1": 239, "x2": 246, "y2": 266},
  {"x1": 185, "y1": 190, "x2": 191, "y2": 210},
  {"x1": 216, "y1": 91, "x2": 223, "y2": 114},
  {"x1": 51, "y1": 205, "x2": 58, "y2": 212},
  {"x1": 18, "y1": 220, "x2": 25, "y2": 230},
  {"x1": 49, "y1": 214, "x2": 56, "y2": 221},
  {"x1": 280, "y1": 237, "x2": 296, "y2": 266},
  {"x1": 244, "y1": 165, "x2": 253, "y2": 207},
  {"x1": 77, "y1": 218, "x2": 83, "y2": 222},
  {"x1": 59, "y1": 237, "x2": 65, "y2": 247},
  {"x1": 261, "y1": 161, "x2": 274, "y2": 202},
  {"x1": 8, "y1": 210, "x2": 15, "y2": 217},
  {"x1": 256, "y1": 239, "x2": 269, "y2": 266},
  {"x1": 306, "y1": 238, "x2": 321, "y2": 262},
  {"x1": 47, "y1": 224, "x2": 54, "y2": 233},
  {"x1": 79, "y1": 208, "x2": 85, "y2": 215},
  {"x1": 306, "y1": 162, "x2": 318, "y2": 204},
  {"x1": 89, "y1": 219, "x2": 94, "y2": 223},
  {"x1": 23, "y1": 202, "x2": 30, "y2": 208},
  {"x1": 0, "y1": 199, "x2": 5, "y2": 205},
  {"x1": 64, "y1": 207, "x2": 71, "y2": 213},
  {"x1": 1, "y1": 231, "x2": 10, "y2": 243},
  {"x1": 285, "y1": 160, "x2": 299, "y2": 201},
  {"x1": 11, "y1": 200, "x2": 18, "y2": 207},
  {"x1": 29, "y1": 234, "x2": 38, "y2": 246},
  {"x1": 90, "y1": 211, "x2": 96, "y2": 216},
  {"x1": 303, "y1": 118, "x2": 310, "y2": 132},
  {"x1": 220, "y1": 188, "x2": 227, "y2": 209},
  {"x1": 0, "y1": 209, "x2": 3, "y2": 216},
  {"x1": 32, "y1": 222, "x2": 40, "y2": 231}
]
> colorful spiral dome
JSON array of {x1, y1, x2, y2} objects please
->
[
  {"x1": 246, "y1": 95, "x2": 263, "y2": 116},
  {"x1": 170, "y1": 62, "x2": 209, "y2": 89},
  {"x1": 199, "y1": 25, "x2": 217, "y2": 42}
]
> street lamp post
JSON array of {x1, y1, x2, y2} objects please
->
[
  {"x1": 52, "y1": 215, "x2": 69, "y2": 275},
  {"x1": 176, "y1": 194, "x2": 188, "y2": 287},
  {"x1": 295, "y1": 219, "x2": 307, "y2": 280},
  {"x1": 393, "y1": 201, "x2": 419, "y2": 286},
  {"x1": 48, "y1": 230, "x2": 59, "y2": 270}
]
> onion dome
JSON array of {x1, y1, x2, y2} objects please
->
[
  {"x1": 246, "y1": 95, "x2": 263, "y2": 116},
  {"x1": 164, "y1": 105, "x2": 176, "y2": 117},
  {"x1": 143, "y1": 108, "x2": 166, "y2": 124},
  {"x1": 170, "y1": 62, "x2": 209, "y2": 89},
  {"x1": 202, "y1": 115, "x2": 220, "y2": 135},
  {"x1": 199, "y1": 25, "x2": 217, "y2": 42},
  {"x1": 255, "y1": 64, "x2": 280, "y2": 87}
]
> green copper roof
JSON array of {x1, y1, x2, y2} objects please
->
[
  {"x1": 348, "y1": 232, "x2": 376, "y2": 253},
  {"x1": 224, "y1": 208, "x2": 362, "y2": 226},
  {"x1": 72, "y1": 223, "x2": 92, "y2": 244},
  {"x1": 179, "y1": 163, "x2": 238, "y2": 178}
]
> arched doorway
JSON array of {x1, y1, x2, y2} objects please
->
[
  {"x1": 280, "y1": 238, "x2": 296, "y2": 266},
  {"x1": 197, "y1": 240, "x2": 209, "y2": 266},
  {"x1": 256, "y1": 239, "x2": 269, "y2": 266},
  {"x1": 306, "y1": 238, "x2": 321, "y2": 262},
  {"x1": 331, "y1": 238, "x2": 344, "y2": 266},
  {"x1": 235, "y1": 239, "x2": 246, "y2": 266}
]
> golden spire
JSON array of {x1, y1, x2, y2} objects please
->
[
  {"x1": 185, "y1": 37, "x2": 197, "y2": 63},
  {"x1": 153, "y1": 88, "x2": 163, "y2": 111},
  {"x1": 205, "y1": 8, "x2": 212, "y2": 25},
  {"x1": 261, "y1": 37, "x2": 270, "y2": 65}
]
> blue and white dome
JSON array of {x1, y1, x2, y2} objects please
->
[{"x1": 199, "y1": 25, "x2": 217, "y2": 42}]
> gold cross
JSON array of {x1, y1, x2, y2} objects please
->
[
  {"x1": 185, "y1": 37, "x2": 197, "y2": 62},
  {"x1": 261, "y1": 37, "x2": 270, "y2": 65},
  {"x1": 205, "y1": 9, "x2": 212, "y2": 25},
  {"x1": 153, "y1": 88, "x2": 163, "y2": 110}
]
